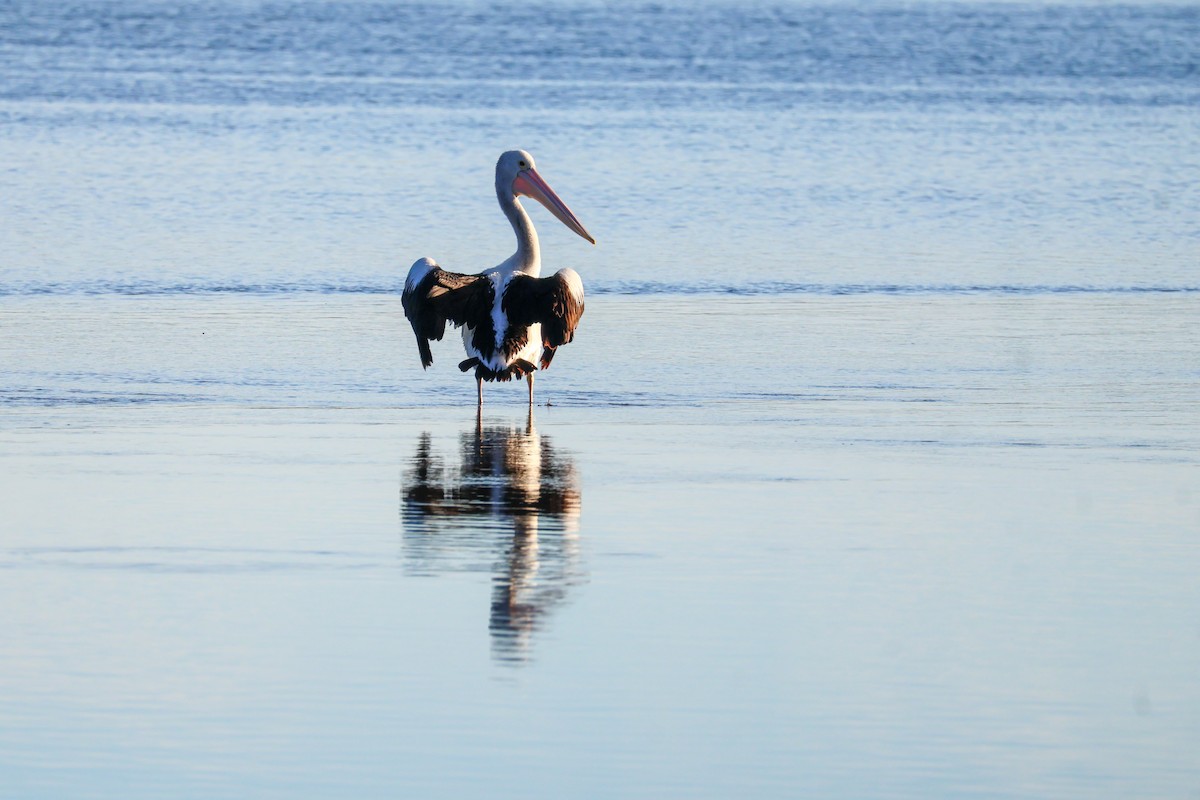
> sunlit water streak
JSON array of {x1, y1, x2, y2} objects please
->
[{"x1": 2, "y1": 278, "x2": 1199, "y2": 297}]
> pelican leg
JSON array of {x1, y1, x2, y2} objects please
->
[
  {"x1": 477, "y1": 375, "x2": 483, "y2": 409},
  {"x1": 526, "y1": 372, "x2": 535, "y2": 407}
]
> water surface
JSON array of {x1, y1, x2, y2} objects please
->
[{"x1": 1, "y1": 0, "x2": 1198, "y2": 797}]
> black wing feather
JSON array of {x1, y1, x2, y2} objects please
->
[
  {"x1": 502, "y1": 270, "x2": 585, "y2": 369},
  {"x1": 401, "y1": 263, "x2": 491, "y2": 368}
]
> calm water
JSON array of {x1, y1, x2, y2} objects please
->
[{"x1": 2, "y1": 0, "x2": 1199, "y2": 797}]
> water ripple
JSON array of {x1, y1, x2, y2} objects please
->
[{"x1": 1, "y1": 278, "x2": 1195, "y2": 299}]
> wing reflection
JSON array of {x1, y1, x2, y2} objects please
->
[{"x1": 401, "y1": 411, "x2": 583, "y2": 665}]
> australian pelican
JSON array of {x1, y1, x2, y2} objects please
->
[{"x1": 402, "y1": 150, "x2": 593, "y2": 407}]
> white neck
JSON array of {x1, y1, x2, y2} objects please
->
[{"x1": 498, "y1": 189, "x2": 541, "y2": 277}]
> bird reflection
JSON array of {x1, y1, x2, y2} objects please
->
[{"x1": 401, "y1": 411, "x2": 583, "y2": 665}]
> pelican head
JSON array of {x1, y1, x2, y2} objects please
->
[{"x1": 496, "y1": 150, "x2": 595, "y2": 245}]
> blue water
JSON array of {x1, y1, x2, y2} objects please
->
[
  {"x1": 2, "y1": 2, "x2": 1199, "y2": 798},
  {"x1": 3, "y1": 0, "x2": 1198, "y2": 294}
]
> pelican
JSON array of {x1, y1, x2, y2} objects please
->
[{"x1": 402, "y1": 150, "x2": 593, "y2": 407}]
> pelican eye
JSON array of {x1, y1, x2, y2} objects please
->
[{"x1": 518, "y1": 160, "x2": 527, "y2": 168}]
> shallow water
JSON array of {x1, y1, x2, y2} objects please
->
[
  {"x1": 2, "y1": 291, "x2": 1198, "y2": 798},
  {"x1": 2, "y1": 0, "x2": 1199, "y2": 797}
]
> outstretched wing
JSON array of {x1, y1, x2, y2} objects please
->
[
  {"x1": 502, "y1": 268, "x2": 585, "y2": 369},
  {"x1": 402, "y1": 258, "x2": 491, "y2": 368}
]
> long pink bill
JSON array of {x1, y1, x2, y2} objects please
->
[{"x1": 512, "y1": 167, "x2": 596, "y2": 245}]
